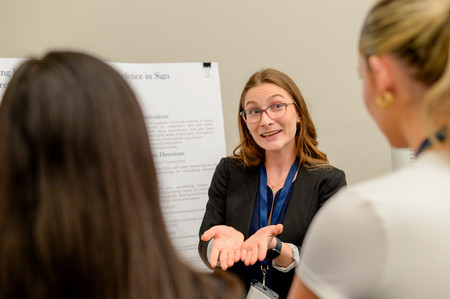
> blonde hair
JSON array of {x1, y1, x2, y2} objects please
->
[
  {"x1": 232, "y1": 68, "x2": 329, "y2": 168},
  {"x1": 360, "y1": 0, "x2": 450, "y2": 148}
]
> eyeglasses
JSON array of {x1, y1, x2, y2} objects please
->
[{"x1": 240, "y1": 102, "x2": 297, "y2": 124}]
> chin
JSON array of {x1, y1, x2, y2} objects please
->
[{"x1": 258, "y1": 142, "x2": 282, "y2": 152}]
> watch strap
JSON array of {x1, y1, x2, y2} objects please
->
[{"x1": 266, "y1": 237, "x2": 282, "y2": 260}]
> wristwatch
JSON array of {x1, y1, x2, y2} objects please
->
[{"x1": 266, "y1": 237, "x2": 282, "y2": 260}]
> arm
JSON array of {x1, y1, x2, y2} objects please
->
[
  {"x1": 198, "y1": 158, "x2": 245, "y2": 270},
  {"x1": 288, "y1": 276, "x2": 319, "y2": 299},
  {"x1": 199, "y1": 158, "x2": 229, "y2": 265}
]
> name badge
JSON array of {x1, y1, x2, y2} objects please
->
[{"x1": 246, "y1": 279, "x2": 279, "y2": 299}]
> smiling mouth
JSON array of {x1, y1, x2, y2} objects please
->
[{"x1": 261, "y1": 130, "x2": 282, "y2": 137}]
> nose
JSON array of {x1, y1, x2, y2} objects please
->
[{"x1": 259, "y1": 110, "x2": 273, "y2": 126}]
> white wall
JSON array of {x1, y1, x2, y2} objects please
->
[{"x1": 1, "y1": 0, "x2": 391, "y2": 184}]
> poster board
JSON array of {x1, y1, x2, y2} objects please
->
[{"x1": 0, "y1": 58, "x2": 225, "y2": 270}]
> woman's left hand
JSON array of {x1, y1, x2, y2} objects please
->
[{"x1": 240, "y1": 224, "x2": 283, "y2": 266}]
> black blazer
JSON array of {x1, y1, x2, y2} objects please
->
[{"x1": 199, "y1": 157, "x2": 346, "y2": 298}]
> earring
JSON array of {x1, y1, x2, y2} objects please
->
[{"x1": 375, "y1": 91, "x2": 394, "y2": 109}]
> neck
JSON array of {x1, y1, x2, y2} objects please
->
[
  {"x1": 264, "y1": 150, "x2": 298, "y2": 192},
  {"x1": 406, "y1": 123, "x2": 429, "y2": 154},
  {"x1": 397, "y1": 76, "x2": 431, "y2": 152},
  {"x1": 400, "y1": 108, "x2": 430, "y2": 153},
  {"x1": 264, "y1": 151, "x2": 296, "y2": 173}
]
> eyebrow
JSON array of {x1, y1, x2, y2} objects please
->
[{"x1": 244, "y1": 93, "x2": 287, "y2": 108}]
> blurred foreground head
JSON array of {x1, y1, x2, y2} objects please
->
[
  {"x1": 0, "y1": 51, "x2": 242, "y2": 298},
  {"x1": 359, "y1": 0, "x2": 450, "y2": 147}
]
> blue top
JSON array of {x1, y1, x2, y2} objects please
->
[{"x1": 248, "y1": 165, "x2": 296, "y2": 289}]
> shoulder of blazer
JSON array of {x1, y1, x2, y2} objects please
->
[
  {"x1": 298, "y1": 164, "x2": 344, "y2": 181},
  {"x1": 221, "y1": 156, "x2": 259, "y2": 176}
]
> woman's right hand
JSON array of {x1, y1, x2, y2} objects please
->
[{"x1": 201, "y1": 225, "x2": 244, "y2": 270}]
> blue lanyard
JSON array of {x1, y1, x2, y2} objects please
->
[
  {"x1": 259, "y1": 161, "x2": 299, "y2": 228},
  {"x1": 415, "y1": 129, "x2": 447, "y2": 157}
]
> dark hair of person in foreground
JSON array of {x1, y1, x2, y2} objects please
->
[{"x1": 0, "y1": 51, "x2": 243, "y2": 298}]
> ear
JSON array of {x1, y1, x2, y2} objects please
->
[{"x1": 368, "y1": 55, "x2": 394, "y2": 94}]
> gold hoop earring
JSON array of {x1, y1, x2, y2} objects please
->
[{"x1": 375, "y1": 91, "x2": 394, "y2": 109}]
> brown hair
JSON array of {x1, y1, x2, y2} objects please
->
[
  {"x1": 360, "y1": 0, "x2": 450, "y2": 146},
  {"x1": 232, "y1": 68, "x2": 329, "y2": 168},
  {"x1": 0, "y1": 51, "x2": 243, "y2": 298}
]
